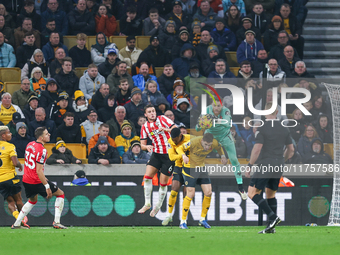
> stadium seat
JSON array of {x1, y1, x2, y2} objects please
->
[
  {"x1": 0, "y1": 68, "x2": 21, "y2": 82},
  {"x1": 110, "y1": 36, "x2": 127, "y2": 51},
  {"x1": 74, "y1": 67, "x2": 87, "y2": 78},
  {"x1": 63, "y1": 36, "x2": 77, "y2": 50},
  {"x1": 136, "y1": 36, "x2": 150, "y2": 50},
  {"x1": 4, "y1": 82, "x2": 21, "y2": 95},
  {"x1": 44, "y1": 143, "x2": 87, "y2": 159},
  {"x1": 324, "y1": 143, "x2": 334, "y2": 159},
  {"x1": 87, "y1": 36, "x2": 97, "y2": 49},
  {"x1": 225, "y1": 52, "x2": 238, "y2": 67},
  {"x1": 229, "y1": 67, "x2": 239, "y2": 76},
  {"x1": 190, "y1": 129, "x2": 204, "y2": 136},
  {"x1": 155, "y1": 67, "x2": 164, "y2": 77}
]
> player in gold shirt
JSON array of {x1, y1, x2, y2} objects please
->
[
  {"x1": 162, "y1": 127, "x2": 190, "y2": 226},
  {"x1": 176, "y1": 133, "x2": 227, "y2": 229},
  {"x1": 0, "y1": 126, "x2": 28, "y2": 228}
]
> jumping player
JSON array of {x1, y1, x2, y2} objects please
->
[
  {"x1": 246, "y1": 103, "x2": 294, "y2": 234},
  {"x1": 196, "y1": 100, "x2": 247, "y2": 200},
  {"x1": 176, "y1": 133, "x2": 227, "y2": 229},
  {"x1": 0, "y1": 126, "x2": 29, "y2": 228},
  {"x1": 162, "y1": 127, "x2": 190, "y2": 226},
  {"x1": 138, "y1": 105, "x2": 176, "y2": 217},
  {"x1": 12, "y1": 127, "x2": 67, "y2": 229}
]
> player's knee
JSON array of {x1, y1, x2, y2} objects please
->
[{"x1": 204, "y1": 190, "x2": 212, "y2": 197}]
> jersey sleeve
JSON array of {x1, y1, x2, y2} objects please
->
[
  {"x1": 140, "y1": 124, "x2": 148, "y2": 140},
  {"x1": 176, "y1": 140, "x2": 190, "y2": 156},
  {"x1": 9, "y1": 144, "x2": 17, "y2": 157},
  {"x1": 36, "y1": 147, "x2": 48, "y2": 164},
  {"x1": 160, "y1": 115, "x2": 174, "y2": 128},
  {"x1": 212, "y1": 140, "x2": 225, "y2": 156},
  {"x1": 221, "y1": 107, "x2": 232, "y2": 128},
  {"x1": 254, "y1": 127, "x2": 265, "y2": 144}
]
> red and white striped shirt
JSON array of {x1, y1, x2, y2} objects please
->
[{"x1": 141, "y1": 116, "x2": 174, "y2": 154}]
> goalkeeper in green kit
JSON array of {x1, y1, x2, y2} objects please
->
[{"x1": 196, "y1": 99, "x2": 247, "y2": 200}]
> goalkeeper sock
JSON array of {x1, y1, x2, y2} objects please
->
[
  {"x1": 155, "y1": 184, "x2": 167, "y2": 209},
  {"x1": 201, "y1": 195, "x2": 211, "y2": 218},
  {"x1": 182, "y1": 196, "x2": 192, "y2": 221},
  {"x1": 144, "y1": 176, "x2": 153, "y2": 206},
  {"x1": 234, "y1": 164, "x2": 243, "y2": 185},
  {"x1": 54, "y1": 195, "x2": 65, "y2": 224},
  {"x1": 168, "y1": 190, "x2": 178, "y2": 215},
  {"x1": 267, "y1": 198, "x2": 277, "y2": 215},
  {"x1": 12, "y1": 210, "x2": 19, "y2": 219},
  {"x1": 14, "y1": 200, "x2": 36, "y2": 226},
  {"x1": 252, "y1": 194, "x2": 276, "y2": 221}
]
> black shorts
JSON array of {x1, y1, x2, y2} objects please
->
[
  {"x1": 249, "y1": 158, "x2": 284, "y2": 191},
  {"x1": 23, "y1": 181, "x2": 59, "y2": 199},
  {"x1": 147, "y1": 153, "x2": 175, "y2": 177},
  {"x1": 182, "y1": 167, "x2": 211, "y2": 188},
  {"x1": 173, "y1": 166, "x2": 185, "y2": 184},
  {"x1": 0, "y1": 177, "x2": 22, "y2": 200}
]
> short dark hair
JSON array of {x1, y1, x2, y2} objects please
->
[
  {"x1": 120, "y1": 78, "x2": 128, "y2": 84},
  {"x1": 127, "y1": 6, "x2": 137, "y2": 13},
  {"x1": 240, "y1": 60, "x2": 251, "y2": 68},
  {"x1": 62, "y1": 57, "x2": 72, "y2": 65},
  {"x1": 126, "y1": 35, "x2": 136, "y2": 42},
  {"x1": 50, "y1": 31, "x2": 60, "y2": 38},
  {"x1": 47, "y1": 18, "x2": 56, "y2": 23},
  {"x1": 22, "y1": 17, "x2": 32, "y2": 24},
  {"x1": 24, "y1": 31, "x2": 34, "y2": 38},
  {"x1": 63, "y1": 112, "x2": 74, "y2": 119},
  {"x1": 170, "y1": 127, "x2": 181, "y2": 139},
  {"x1": 144, "y1": 104, "x2": 155, "y2": 113},
  {"x1": 100, "y1": 123, "x2": 109, "y2": 129},
  {"x1": 24, "y1": 0, "x2": 35, "y2": 6},
  {"x1": 202, "y1": 133, "x2": 214, "y2": 143},
  {"x1": 35, "y1": 127, "x2": 46, "y2": 139},
  {"x1": 149, "y1": 8, "x2": 158, "y2": 14}
]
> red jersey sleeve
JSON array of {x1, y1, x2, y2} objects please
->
[
  {"x1": 140, "y1": 124, "x2": 147, "y2": 140},
  {"x1": 36, "y1": 146, "x2": 48, "y2": 164},
  {"x1": 159, "y1": 116, "x2": 174, "y2": 128}
]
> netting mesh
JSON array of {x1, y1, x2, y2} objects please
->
[{"x1": 323, "y1": 83, "x2": 340, "y2": 226}]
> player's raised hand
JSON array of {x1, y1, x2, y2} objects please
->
[
  {"x1": 221, "y1": 156, "x2": 227, "y2": 165},
  {"x1": 158, "y1": 126, "x2": 165, "y2": 132},
  {"x1": 182, "y1": 155, "x2": 189, "y2": 164},
  {"x1": 46, "y1": 188, "x2": 52, "y2": 199},
  {"x1": 146, "y1": 145, "x2": 153, "y2": 153}
]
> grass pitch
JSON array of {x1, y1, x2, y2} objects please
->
[{"x1": 1, "y1": 226, "x2": 340, "y2": 255}]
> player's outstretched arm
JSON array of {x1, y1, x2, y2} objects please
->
[
  {"x1": 141, "y1": 139, "x2": 153, "y2": 153},
  {"x1": 11, "y1": 156, "x2": 22, "y2": 172},
  {"x1": 249, "y1": 143, "x2": 263, "y2": 165},
  {"x1": 36, "y1": 163, "x2": 52, "y2": 198}
]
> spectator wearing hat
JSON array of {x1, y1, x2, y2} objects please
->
[
  {"x1": 56, "y1": 112, "x2": 82, "y2": 143},
  {"x1": 39, "y1": 77, "x2": 59, "y2": 109},
  {"x1": 248, "y1": 3, "x2": 269, "y2": 34},
  {"x1": 167, "y1": 78, "x2": 191, "y2": 110},
  {"x1": 88, "y1": 135, "x2": 121, "y2": 164},
  {"x1": 122, "y1": 140, "x2": 150, "y2": 164},
  {"x1": 88, "y1": 123, "x2": 116, "y2": 155},
  {"x1": 119, "y1": 6, "x2": 143, "y2": 37},
  {"x1": 69, "y1": 33, "x2": 92, "y2": 68},
  {"x1": 10, "y1": 122, "x2": 34, "y2": 158},
  {"x1": 184, "y1": 61, "x2": 207, "y2": 96},
  {"x1": 132, "y1": 63, "x2": 159, "y2": 92},
  {"x1": 46, "y1": 140, "x2": 82, "y2": 165},
  {"x1": 68, "y1": 0, "x2": 96, "y2": 35},
  {"x1": 171, "y1": 43, "x2": 200, "y2": 78},
  {"x1": 15, "y1": 31, "x2": 37, "y2": 69},
  {"x1": 48, "y1": 91, "x2": 74, "y2": 127},
  {"x1": 210, "y1": 17, "x2": 237, "y2": 51},
  {"x1": 137, "y1": 36, "x2": 171, "y2": 69},
  {"x1": 191, "y1": 21, "x2": 202, "y2": 47},
  {"x1": 17, "y1": 1, "x2": 41, "y2": 31},
  {"x1": 195, "y1": 30, "x2": 227, "y2": 63},
  {"x1": 80, "y1": 109, "x2": 103, "y2": 144},
  {"x1": 28, "y1": 107, "x2": 57, "y2": 142},
  {"x1": 165, "y1": 1, "x2": 191, "y2": 31},
  {"x1": 172, "y1": 29, "x2": 190, "y2": 61},
  {"x1": 236, "y1": 16, "x2": 261, "y2": 45},
  {"x1": 23, "y1": 95, "x2": 39, "y2": 123},
  {"x1": 29, "y1": 67, "x2": 47, "y2": 96},
  {"x1": 71, "y1": 170, "x2": 91, "y2": 186},
  {"x1": 115, "y1": 120, "x2": 140, "y2": 157},
  {"x1": 202, "y1": 45, "x2": 227, "y2": 76},
  {"x1": 91, "y1": 83, "x2": 110, "y2": 112},
  {"x1": 21, "y1": 49, "x2": 49, "y2": 80},
  {"x1": 236, "y1": 30, "x2": 264, "y2": 64},
  {"x1": 124, "y1": 88, "x2": 145, "y2": 129},
  {"x1": 192, "y1": 0, "x2": 217, "y2": 31},
  {"x1": 118, "y1": 36, "x2": 143, "y2": 68},
  {"x1": 143, "y1": 8, "x2": 166, "y2": 36},
  {"x1": 0, "y1": 93, "x2": 25, "y2": 126},
  {"x1": 6, "y1": 112, "x2": 23, "y2": 136},
  {"x1": 95, "y1": 4, "x2": 117, "y2": 37},
  {"x1": 158, "y1": 64, "x2": 178, "y2": 98},
  {"x1": 174, "y1": 97, "x2": 193, "y2": 128},
  {"x1": 98, "y1": 94, "x2": 117, "y2": 122},
  {"x1": 79, "y1": 64, "x2": 106, "y2": 101},
  {"x1": 263, "y1": 15, "x2": 284, "y2": 52},
  {"x1": 49, "y1": 47, "x2": 68, "y2": 78},
  {"x1": 72, "y1": 90, "x2": 96, "y2": 125},
  {"x1": 12, "y1": 78, "x2": 37, "y2": 111},
  {"x1": 223, "y1": 0, "x2": 246, "y2": 16},
  {"x1": 155, "y1": 96, "x2": 171, "y2": 116},
  {"x1": 107, "y1": 61, "x2": 134, "y2": 94},
  {"x1": 91, "y1": 32, "x2": 118, "y2": 66},
  {"x1": 0, "y1": 32, "x2": 16, "y2": 68},
  {"x1": 304, "y1": 138, "x2": 332, "y2": 164},
  {"x1": 98, "y1": 48, "x2": 120, "y2": 79},
  {"x1": 159, "y1": 20, "x2": 178, "y2": 54}
]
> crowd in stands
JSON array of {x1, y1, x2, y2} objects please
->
[{"x1": 0, "y1": 0, "x2": 333, "y2": 164}]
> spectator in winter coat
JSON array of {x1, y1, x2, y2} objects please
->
[
  {"x1": 230, "y1": 125, "x2": 247, "y2": 158},
  {"x1": 141, "y1": 80, "x2": 167, "y2": 107},
  {"x1": 56, "y1": 112, "x2": 82, "y2": 143},
  {"x1": 91, "y1": 32, "x2": 118, "y2": 66},
  {"x1": 184, "y1": 62, "x2": 207, "y2": 96},
  {"x1": 119, "y1": 6, "x2": 143, "y2": 37},
  {"x1": 23, "y1": 95, "x2": 39, "y2": 123},
  {"x1": 259, "y1": 58, "x2": 286, "y2": 87},
  {"x1": 106, "y1": 105, "x2": 136, "y2": 139},
  {"x1": 49, "y1": 48, "x2": 68, "y2": 78},
  {"x1": 210, "y1": 17, "x2": 237, "y2": 51},
  {"x1": 278, "y1": 45, "x2": 301, "y2": 77},
  {"x1": 288, "y1": 108, "x2": 306, "y2": 144},
  {"x1": 41, "y1": 32, "x2": 68, "y2": 64},
  {"x1": 46, "y1": 140, "x2": 82, "y2": 165},
  {"x1": 208, "y1": 58, "x2": 236, "y2": 83},
  {"x1": 0, "y1": 15, "x2": 15, "y2": 48},
  {"x1": 202, "y1": 45, "x2": 228, "y2": 77},
  {"x1": 263, "y1": 15, "x2": 284, "y2": 52},
  {"x1": 107, "y1": 61, "x2": 134, "y2": 95},
  {"x1": 17, "y1": 1, "x2": 40, "y2": 31},
  {"x1": 14, "y1": 18, "x2": 41, "y2": 50},
  {"x1": 236, "y1": 16, "x2": 261, "y2": 45},
  {"x1": 171, "y1": 29, "x2": 190, "y2": 61},
  {"x1": 304, "y1": 138, "x2": 333, "y2": 164},
  {"x1": 235, "y1": 60, "x2": 257, "y2": 89},
  {"x1": 155, "y1": 96, "x2": 171, "y2": 116},
  {"x1": 40, "y1": 18, "x2": 60, "y2": 47},
  {"x1": 167, "y1": 78, "x2": 192, "y2": 110},
  {"x1": 98, "y1": 94, "x2": 117, "y2": 123},
  {"x1": 115, "y1": 79, "x2": 131, "y2": 106},
  {"x1": 122, "y1": 140, "x2": 150, "y2": 164},
  {"x1": 158, "y1": 64, "x2": 178, "y2": 98},
  {"x1": 72, "y1": 90, "x2": 96, "y2": 125},
  {"x1": 236, "y1": 30, "x2": 264, "y2": 64},
  {"x1": 248, "y1": 3, "x2": 269, "y2": 34},
  {"x1": 132, "y1": 63, "x2": 159, "y2": 92},
  {"x1": 190, "y1": 21, "x2": 202, "y2": 47},
  {"x1": 29, "y1": 67, "x2": 47, "y2": 96},
  {"x1": 71, "y1": 170, "x2": 91, "y2": 186},
  {"x1": 192, "y1": 0, "x2": 217, "y2": 31},
  {"x1": 115, "y1": 120, "x2": 140, "y2": 157},
  {"x1": 171, "y1": 43, "x2": 200, "y2": 79},
  {"x1": 165, "y1": 1, "x2": 191, "y2": 31},
  {"x1": 123, "y1": 0, "x2": 150, "y2": 20},
  {"x1": 80, "y1": 109, "x2": 102, "y2": 144},
  {"x1": 159, "y1": 20, "x2": 177, "y2": 54},
  {"x1": 95, "y1": 4, "x2": 117, "y2": 37},
  {"x1": 0, "y1": 4, "x2": 15, "y2": 29},
  {"x1": 223, "y1": 0, "x2": 246, "y2": 15},
  {"x1": 79, "y1": 64, "x2": 106, "y2": 101},
  {"x1": 195, "y1": 30, "x2": 227, "y2": 63},
  {"x1": 275, "y1": 0, "x2": 308, "y2": 26},
  {"x1": 298, "y1": 124, "x2": 319, "y2": 161},
  {"x1": 98, "y1": 48, "x2": 120, "y2": 79},
  {"x1": 16, "y1": 31, "x2": 37, "y2": 69},
  {"x1": 143, "y1": 8, "x2": 166, "y2": 36},
  {"x1": 174, "y1": 97, "x2": 192, "y2": 128},
  {"x1": 118, "y1": 36, "x2": 142, "y2": 68},
  {"x1": 12, "y1": 78, "x2": 37, "y2": 111},
  {"x1": 28, "y1": 107, "x2": 57, "y2": 142},
  {"x1": 124, "y1": 88, "x2": 145, "y2": 129},
  {"x1": 48, "y1": 91, "x2": 74, "y2": 127},
  {"x1": 21, "y1": 49, "x2": 49, "y2": 80},
  {"x1": 41, "y1": 0, "x2": 68, "y2": 36},
  {"x1": 6, "y1": 112, "x2": 22, "y2": 137},
  {"x1": 88, "y1": 123, "x2": 116, "y2": 154},
  {"x1": 268, "y1": 30, "x2": 298, "y2": 62},
  {"x1": 54, "y1": 57, "x2": 78, "y2": 98},
  {"x1": 68, "y1": 33, "x2": 92, "y2": 68},
  {"x1": 91, "y1": 83, "x2": 110, "y2": 112},
  {"x1": 68, "y1": 0, "x2": 96, "y2": 35},
  {"x1": 88, "y1": 136, "x2": 121, "y2": 164},
  {"x1": 10, "y1": 122, "x2": 34, "y2": 158},
  {"x1": 0, "y1": 32, "x2": 16, "y2": 67},
  {"x1": 39, "y1": 78, "x2": 59, "y2": 110}
]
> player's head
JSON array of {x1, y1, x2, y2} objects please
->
[
  {"x1": 201, "y1": 133, "x2": 213, "y2": 151},
  {"x1": 212, "y1": 99, "x2": 222, "y2": 116},
  {"x1": 35, "y1": 127, "x2": 50, "y2": 143},
  {"x1": 144, "y1": 105, "x2": 156, "y2": 121},
  {"x1": 170, "y1": 127, "x2": 182, "y2": 144},
  {"x1": 0, "y1": 126, "x2": 11, "y2": 141}
]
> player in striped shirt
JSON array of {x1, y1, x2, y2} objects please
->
[{"x1": 138, "y1": 105, "x2": 176, "y2": 217}]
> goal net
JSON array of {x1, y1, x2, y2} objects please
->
[{"x1": 323, "y1": 83, "x2": 340, "y2": 226}]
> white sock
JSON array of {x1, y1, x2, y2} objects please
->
[
  {"x1": 14, "y1": 201, "x2": 35, "y2": 226},
  {"x1": 54, "y1": 197, "x2": 64, "y2": 224},
  {"x1": 156, "y1": 185, "x2": 167, "y2": 209},
  {"x1": 144, "y1": 178, "x2": 153, "y2": 206},
  {"x1": 180, "y1": 219, "x2": 187, "y2": 224},
  {"x1": 200, "y1": 217, "x2": 205, "y2": 222}
]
